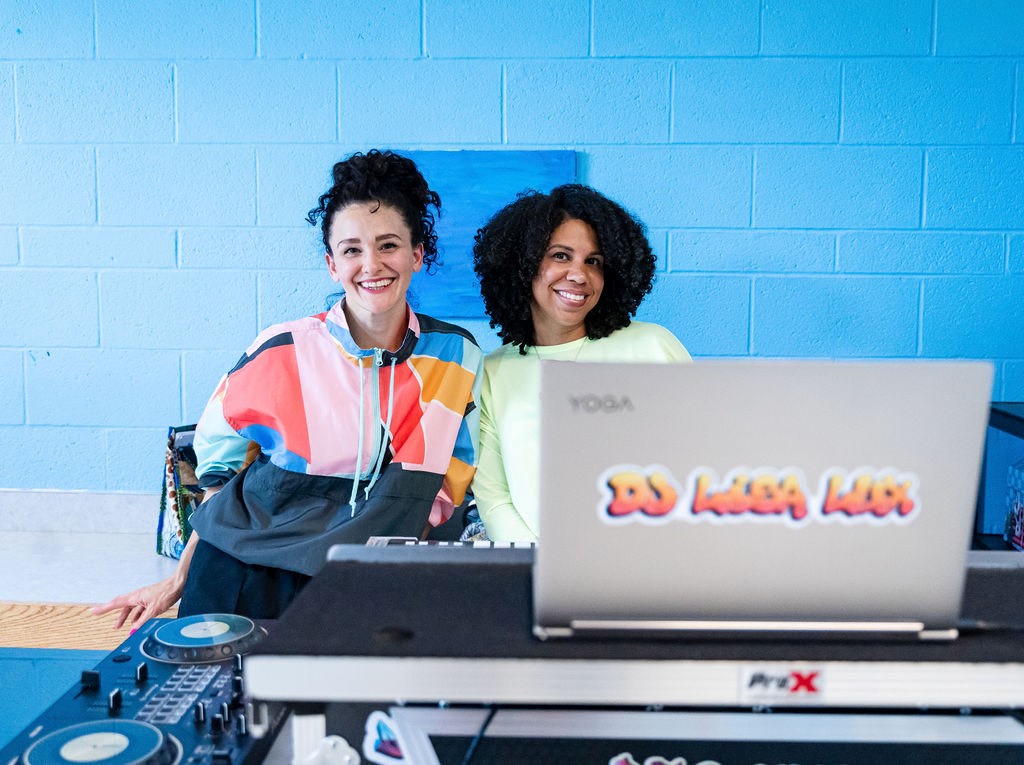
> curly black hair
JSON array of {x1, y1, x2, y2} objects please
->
[
  {"x1": 306, "y1": 150, "x2": 442, "y2": 273},
  {"x1": 473, "y1": 184, "x2": 657, "y2": 353}
]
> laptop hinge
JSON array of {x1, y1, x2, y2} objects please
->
[{"x1": 536, "y1": 619, "x2": 956, "y2": 642}]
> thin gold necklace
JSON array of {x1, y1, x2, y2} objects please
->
[{"x1": 534, "y1": 336, "x2": 588, "y2": 363}]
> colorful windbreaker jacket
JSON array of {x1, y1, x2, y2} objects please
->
[{"x1": 189, "y1": 299, "x2": 482, "y2": 575}]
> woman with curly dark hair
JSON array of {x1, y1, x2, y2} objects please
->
[
  {"x1": 95, "y1": 151, "x2": 483, "y2": 626},
  {"x1": 471, "y1": 184, "x2": 690, "y2": 541}
]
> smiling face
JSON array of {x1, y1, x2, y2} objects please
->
[
  {"x1": 326, "y1": 201, "x2": 423, "y2": 349},
  {"x1": 530, "y1": 217, "x2": 605, "y2": 346}
]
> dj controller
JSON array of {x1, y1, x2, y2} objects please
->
[{"x1": 0, "y1": 614, "x2": 288, "y2": 765}]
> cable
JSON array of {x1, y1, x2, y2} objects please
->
[{"x1": 459, "y1": 705, "x2": 498, "y2": 765}]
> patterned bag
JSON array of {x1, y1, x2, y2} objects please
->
[
  {"x1": 1005, "y1": 459, "x2": 1024, "y2": 552},
  {"x1": 156, "y1": 424, "x2": 200, "y2": 559}
]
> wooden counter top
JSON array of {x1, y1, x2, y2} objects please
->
[{"x1": 0, "y1": 601, "x2": 177, "y2": 650}]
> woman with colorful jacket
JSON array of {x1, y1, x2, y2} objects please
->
[{"x1": 94, "y1": 150, "x2": 482, "y2": 626}]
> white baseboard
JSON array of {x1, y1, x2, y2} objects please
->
[{"x1": 0, "y1": 489, "x2": 161, "y2": 535}]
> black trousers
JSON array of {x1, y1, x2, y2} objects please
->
[{"x1": 178, "y1": 540, "x2": 311, "y2": 619}]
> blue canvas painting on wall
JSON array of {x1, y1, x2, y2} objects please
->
[{"x1": 405, "y1": 150, "x2": 576, "y2": 318}]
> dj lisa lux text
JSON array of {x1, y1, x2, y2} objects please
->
[{"x1": 599, "y1": 465, "x2": 920, "y2": 526}]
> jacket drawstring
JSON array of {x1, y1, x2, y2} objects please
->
[
  {"x1": 349, "y1": 353, "x2": 397, "y2": 515},
  {"x1": 348, "y1": 356, "x2": 367, "y2": 517},
  {"x1": 365, "y1": 356, "x2": 397, "y2": 499}
]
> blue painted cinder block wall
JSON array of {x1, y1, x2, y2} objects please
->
[{"x1": 1, "y1": 0, "x2": 1022, "y2": 492}]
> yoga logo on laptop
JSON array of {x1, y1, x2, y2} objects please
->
[{"x1": 598, "y1": 464, "x2": 920, "y2": 527}]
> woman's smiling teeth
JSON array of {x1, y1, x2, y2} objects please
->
[
  {"x1": 556, "y1": 290, "x2": 586, "y2": 304},
  {"x1": 361, "y1": 278, "x2": 395, "y2": 291}
]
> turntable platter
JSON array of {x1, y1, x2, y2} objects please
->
[
  {"x1": 140, "y1": 613, "x2": 266, "y2": 664},
  {"x1": 22, "y1": 720, "x2": 180, "y2": 765}
]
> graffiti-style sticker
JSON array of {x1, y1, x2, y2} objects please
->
[
  {"x1": 817, "y1": 468, "x2": 920, "y2": 524},
  {"x1": 363, "y1": 710, "x2": 405, "y2": 764},
  {"x1": 688, "y1": 467, "x2": 810, "y2": 524},
  {"x1": 609, "y1": 754, "x2": 720, "y2": 765},
  {"x1": 597, "y1": 465, "x2": 922, "y2": 526},
  {"x1": 598, "y1": 464, "x2": 684, "y2": 524}
]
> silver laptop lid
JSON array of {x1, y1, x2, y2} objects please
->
[{"x1": 534, "y1": 360, "x2": 993, "y2": 640}]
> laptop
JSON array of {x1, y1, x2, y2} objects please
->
[{"x1": 533, "y1": 360, "x2": 994, "y2": 641}]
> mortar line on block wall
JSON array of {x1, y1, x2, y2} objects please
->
[
  {"x1": 588, "y1": 0, "x2": 596, "y2": 57},
  {"x1": 930, "y1": 0, "x2": 938, "y2": 57},
  {"x1": 91, "y1": 0, "x2": 98, "y2": 57},
  {"x1": 421, "y1": 0, "x2": 427, "y2": 57},
  {"x1": 254, "y1": 0, "x2": 262, "y2": 58},
  {"x1": 757, "y1": 0, "x2": 765, "y2": 55}
]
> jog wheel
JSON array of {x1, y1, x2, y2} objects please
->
[
  {"x1": 140, "y1": 613, "x2": 266, "y2": 664},
  {"x1": 21, "y1": 720, "x2": 181, "y2": 765}
]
